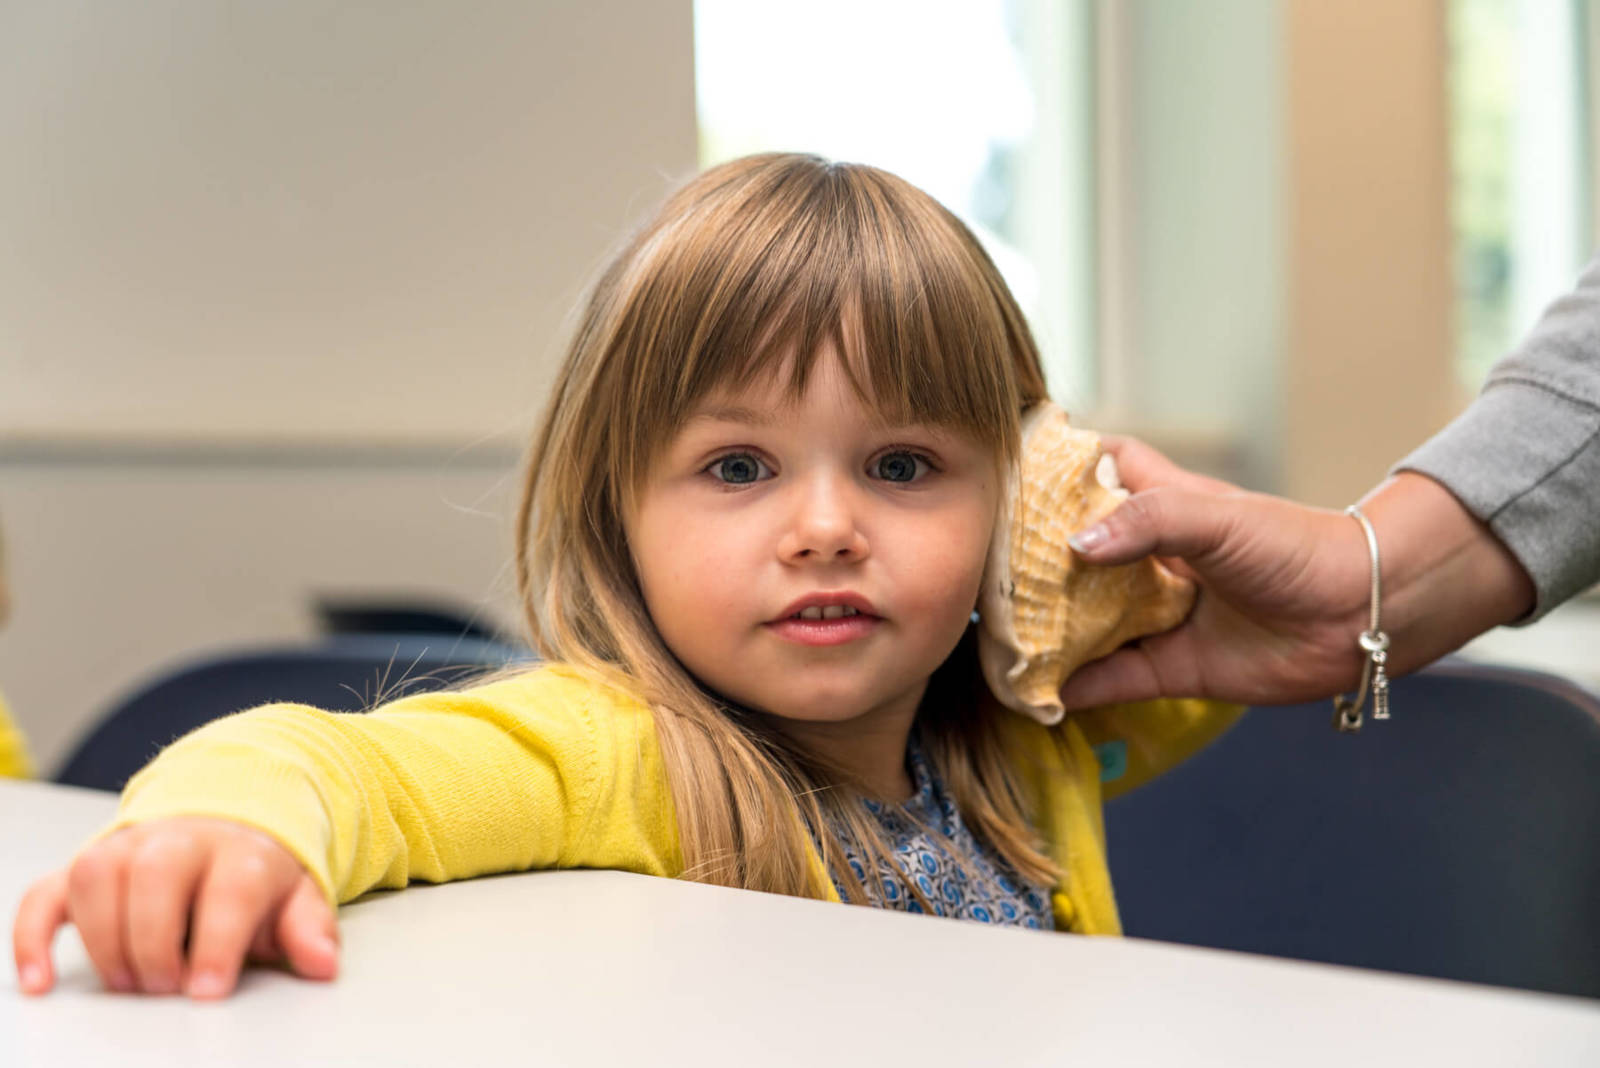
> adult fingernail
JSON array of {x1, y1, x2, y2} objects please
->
[
  {"x1": 110, "y1": 970, "x2": 136, "y2": 993},
  {"x1": 19, "y1": 964, "x2": 44, "y2": 992},
  {"x1": 1069, "y1": 524, "x2": 1108, "y2": 553}
]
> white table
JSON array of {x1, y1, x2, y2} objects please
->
[{"x1": 3, "y1": 777, "x2": 1598, "y2": 1066}]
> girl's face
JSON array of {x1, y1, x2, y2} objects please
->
[{"x1": 625, "y1": 348, "x2": 1000, "y2": 736}]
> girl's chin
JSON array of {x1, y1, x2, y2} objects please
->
[
  {"x1": 765, "y1": 706, "x2": 877, "y2": 724},
  {"x1": 691, "y1": 686, "x2": 874, "y2": 724},
  {"x1": 702, "y1": 673, "x2": 926, "y2": 728},
  {"x1": 753, "y1": 692, "x2": 910, "y2": 727}
]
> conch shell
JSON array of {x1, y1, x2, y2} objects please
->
[{"x1": 977, "y1": 402, "x2": 1194, "y2": 724}]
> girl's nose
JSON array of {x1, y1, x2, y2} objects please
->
[{"x1": 777, "y1": 474, "x2": 869, "y2": 563}]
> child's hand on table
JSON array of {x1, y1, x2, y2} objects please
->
[{"x1": 12, "y1": 816, "x2": 338, "y2": 999}]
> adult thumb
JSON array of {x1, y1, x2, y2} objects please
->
[
  {"x1": 1057, "y1": 647, "x2": 1165, "y2": 711},
  {"x1": 1067, "y1": 486, "x2": 1233, "y2": 568}
]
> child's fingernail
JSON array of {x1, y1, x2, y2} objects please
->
[
  {"x1": 110, "y1": 970, "x2": 136, "y2": 993},
  {"x1": 1069, "y1": 524, "x2": 1108, "y2": 553},
  {"x1": 186, "y1": 970, "x2": 227, "y2": 998},
  {"x1": 19, "y1": 964, "x2": 44, "y2": 991}
]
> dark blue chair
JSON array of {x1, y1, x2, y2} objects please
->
[
  {"x1": 313, "y1": 596, "x2": 513, "y2": 645},
  {"x1": 55, "y1": 634, "x2": 530, "y2": 792},
  {"x1": 1104, "y1": 659, "x2": 1600, "y2": 999}
]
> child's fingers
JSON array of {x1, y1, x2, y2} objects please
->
[
  {"x1": 64, "y1": 835, "x2": 138, "y2": 993},
  {"x1": 12, "y1": 869, "x2": 70, "y2": 995},
  {"x1": 246, "y1": 924, "x2": 284, "y2": 966},
  {"x1": 183, "y1": 836, "x2": 299, "y2": 1000},
  {"x1": 275, "y1": 875, "x2": 339, "y2": 982},
  {"x1": 124, "y1": 830, "x2": 210, "y2": 995}
]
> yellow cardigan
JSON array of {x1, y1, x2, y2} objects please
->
[{"x1": 110, "y1": 664, "x2": 1239, "y2": 934}]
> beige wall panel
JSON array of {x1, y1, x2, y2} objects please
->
[
  {"x1": 1285, "y1": 0, "x2": 1456, "y2": 506},
  {"x1": 0, "y1": 459, "x2": 523, "y2": 774}
]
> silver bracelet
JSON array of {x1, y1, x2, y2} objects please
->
[{"x1": 1332, "y1": 504, "x2": 1391, "y2": 733}]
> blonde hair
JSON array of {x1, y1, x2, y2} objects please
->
[{"x1": 515, "y1": 153, "x2": 1056, "y2": 903}]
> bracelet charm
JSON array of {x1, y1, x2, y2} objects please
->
[{"x1": 1371, "y1": 650, "x2": 1390, "y2": 721}]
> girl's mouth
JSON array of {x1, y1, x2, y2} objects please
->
[
  {"x1": 766, "y1": 605, "x2": 881, "y2": 646},
  {"x1": 766, "y1": 592, "x2": 881, "y2": 644},
  {"x1": 791, "y1": 605, "x2": 860, "y2": 620}
]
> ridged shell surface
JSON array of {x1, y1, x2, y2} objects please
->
[{"x1": 977, "y1": 402, "x2": 1194, "y2": 724}]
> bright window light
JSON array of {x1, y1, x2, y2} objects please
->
[{"x1": 694, "y1": 0, "x2": 1098, "y2": 408}]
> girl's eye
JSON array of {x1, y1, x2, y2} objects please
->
[
  {"x1": 708, "y1": 452, "x2": 772, "y2": 484},
  {"x1": 874, "y1": 451, "x2": 930, "y2": 483}
]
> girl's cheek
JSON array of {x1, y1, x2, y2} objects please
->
[{"x1": 899, "y1": 539, "x2": 988, "y2": 613}]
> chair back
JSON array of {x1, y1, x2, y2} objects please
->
[
  {"x1": 1104, "y1": 659, "x2": 1600, "y2": 999},
  {"x1": 56, "y1": 634, "x2": 529, "y2": 793}
]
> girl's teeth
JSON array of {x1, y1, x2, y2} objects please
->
[{"x1": 796, "y1": 605, "x2": 860, "y2": 620}]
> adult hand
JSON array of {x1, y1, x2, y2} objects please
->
[
  {"x1": 1059, "y1": 437, "x2": 1534, "y2": 711},
  {"x1": 13, "y1": 816, "x2": 338, "y2": 999}
]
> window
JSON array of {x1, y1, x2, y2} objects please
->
[
  {"x1": 694, "y1": 2, "x2": 1285, "y2": 491},
  {"x1": 694, "y1": 0, "x2": 1099, "y2": 408},
  {"x1": 1448, "y1": 0, "x2": 1594, "y2": 388}
]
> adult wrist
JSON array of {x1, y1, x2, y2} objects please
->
[{"x1": 1353, "y1": 472, "x2": 1535, "y2": 674}]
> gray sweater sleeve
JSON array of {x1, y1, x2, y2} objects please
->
[{"x1": 1394, "y1": 256, "x2": 1600, "y2": 622}]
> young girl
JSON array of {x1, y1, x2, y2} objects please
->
[{"x1": 12, "y1": 153, "x2": 1235, "y2": 1000}]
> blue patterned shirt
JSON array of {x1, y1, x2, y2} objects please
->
[{"x1": 827, "y1": 734, "x2": 1055, "y2": 930}]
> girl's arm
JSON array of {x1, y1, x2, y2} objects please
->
[
  {"x1": 113, "y1": 664, "x2": 677, "y2": 902},
  {"x1": 12, "y1": 664, "x2": 678, "y2": 998}
]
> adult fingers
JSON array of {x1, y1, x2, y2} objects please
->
[
  {"x1": 1058, "y1": 619, "x2": 1216, "y2": 711},
  {"x1": 13, "y1": 869, "x2": 70, "y2": 995},
  {"x1": 183, "y1": 836, "x2": 297, "y2": 1000},
  {"x1": 1069, "y1": 487, "x2": 1236, "y2": 568},
  {"x1": 1100, "y1": 436, "x2": 1237, "y2": 497},
  {"x1": 124, "y1": 829, "x2": 211, "y2": 995},
  {"x1": 1057, "y1": 645, "x2": 1166, "y2": 712},
  {"x1": 275, "y1": 876, "x2": 339, "y2": 982},
  {"x1": 65, "y1": 835, "x2": 137, "y2": 993}
]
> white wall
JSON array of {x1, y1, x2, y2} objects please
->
[{"x1": 0, "y1": 0, "x2": 697, "y2": 773}]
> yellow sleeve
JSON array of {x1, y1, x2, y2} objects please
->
[
  {"x1": 1001, "y1": 699, "x2": 1242, "y2": 935},
  {"x1": 1072, "y1": 698, "x2": 1244, "y2": 801},
  {"x1": 0, "y1": 686, "x2": 34, "y2": 779},
  {"x1": 107, "y1": 664, "x2": 683, "y2": 905}
]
